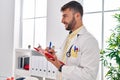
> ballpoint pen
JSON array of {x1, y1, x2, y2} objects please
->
[
  {"x1": 49, "y1": 42, "x2": 52, "y2": 49},
  {"x1": 74, "y1": 46, "x2": 76, "y2": 52}
]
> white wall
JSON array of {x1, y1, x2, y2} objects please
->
[
  {"x1": 0, "y1": 0, "x2": 15, "y2": 79},
  {"x1": 47, "y1": 0, "x2": 73, "y2": 49}
]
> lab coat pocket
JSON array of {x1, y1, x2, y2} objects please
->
[
  {"x1": 71, "y1": 49, "x2": 78, "y2": 58},
  {"x1": 69, "y1": 47, "x2": 81, "y2": 65},
  {"x1": 67, "y1": 49, "x2": 78, "y2": 65}
]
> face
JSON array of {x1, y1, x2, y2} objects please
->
[{"x1": 61, "y1": 8, "x2": 76, "y2": 31}]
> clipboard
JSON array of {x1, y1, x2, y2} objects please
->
[{"x1": 34, "y1": 47, "x2": 65, "y2": 65}]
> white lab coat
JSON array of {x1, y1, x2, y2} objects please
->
[{"x1": 56, "y1": 26, "x2": 100, "y2": 80}]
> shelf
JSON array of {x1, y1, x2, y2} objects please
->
[
  {"x1": 14, "y1": 48, "x2": 56, "y2": 80},
  {"x1": 15, "y1": 69, "x2": 30, "y2": 76}
]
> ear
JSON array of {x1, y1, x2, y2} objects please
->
[
  {"x1": 76, "y1": 13, "x2": 80, "y2": 17},
  {"x1": 75, "y1": 12, "x2": 81, "y2": 19}
]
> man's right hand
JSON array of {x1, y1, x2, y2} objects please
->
[{"x1": 45, "y1": 47, "x2": 56, "y2": 55}]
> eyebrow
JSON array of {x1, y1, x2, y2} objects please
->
[{"x1": 63, "y1": 14, "x2": 68, "y2": 17}]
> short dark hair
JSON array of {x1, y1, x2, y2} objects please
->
[{"x1": 61, "y1": 1, "x2": 83, "y2": 17}]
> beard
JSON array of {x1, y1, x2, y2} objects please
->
[{"x1": 66, "y1": 17, "x2": 76, "y2": 31}]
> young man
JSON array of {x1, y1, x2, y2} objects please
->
[{"x1": 45, "y1": 1, "x2": 100, "y2": 80}]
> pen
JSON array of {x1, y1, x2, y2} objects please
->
[
  {"x1": 49, "y1": 42, "x2": 52, "y2": 49},
  {"x1": 74, "y1": 46, "x2": 76, "y2": 52}
]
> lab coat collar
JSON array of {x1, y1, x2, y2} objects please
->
[
  {"x1": 77, "y1": 26, "x2": 87, "y2": 36},
  {"x1": 69, "y1": 26, "x2": 87, "y2": 38}
]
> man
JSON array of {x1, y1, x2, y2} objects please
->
[{"x1": 45, "y1": 1, "x2": 100, "y2": 80}]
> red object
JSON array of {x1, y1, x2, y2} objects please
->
[
  {"x1": 6, "y1": 77, "x2": 14, "y2": 80},
  {"x1": 34, "y1": 47, "x2": 54, "y2": 59},
  {"x1": 34, "y1": 47, "x2": 39, "y2": 51},
  {"x1": 6, "y1": 78, "x2": 10, "y2": 80},
  {"x1": 11, "y1": 77, "x2": 14, "y2": 80},
  {"x1": 24, "y1": 64, "x2": 29, "y2": 70},
  {"x1": 44, "y1": 52, "x2": 55, "y2": 60},
  {"x1": 34, "y1": 47, "x2": 65, "y2": 65}
]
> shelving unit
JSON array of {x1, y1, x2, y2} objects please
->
[
  {"x1": 14, "y1": 49, "x2": 31, "y2": 79},
  {"x1": 14, "y1": 48, "x2": 57, "y2": 80}
]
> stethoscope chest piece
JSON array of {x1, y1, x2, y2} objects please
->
[
  {"x1": 66, "y1": 51, "x2": 71, "y2": 57},
  {"x1": 66, "y1": 45, "x2": 73, "y2": 57}
]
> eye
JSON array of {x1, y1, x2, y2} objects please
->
[{"x1": 63, "y1": 14, "x2": 68, "y2": 18}]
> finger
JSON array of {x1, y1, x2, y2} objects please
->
[
  {"x1": 49, "y1": 51, "x2": 55, "y2": 55},
  {"x1": 53, "y1": 55, "x2": 57, "y2": 60},
  {"x1": 45, "y1": 47, "x2": 55, "y2": 54},
  {"x1": 45, "y1": 47, "x2": 49, "y2": 51}
]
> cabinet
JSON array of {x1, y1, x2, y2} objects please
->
[
  {"x1": 14, "y1": 48, "x2": 57, "y2": 80},
  {"x1": 15, "y1": 49, "x2": 31, "y2": 79}
]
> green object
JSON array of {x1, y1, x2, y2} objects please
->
[{"x1": 100, "y1": 12, "x2": 120, "y2": 80}]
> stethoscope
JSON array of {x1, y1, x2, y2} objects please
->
[
  {"x1": 66, "y1": 34, "x2": 80, "y2": 57},
  {"x1": 66, "y1": 45, "x2": 73, "y2": 57}
]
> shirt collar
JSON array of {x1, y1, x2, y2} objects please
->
[{"x1": 69, "y1": 25, "x2": 83, "y2": 34}]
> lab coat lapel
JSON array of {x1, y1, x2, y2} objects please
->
[{"x1": 68, "y1": 27, "x2": 87, "y2": 48}]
